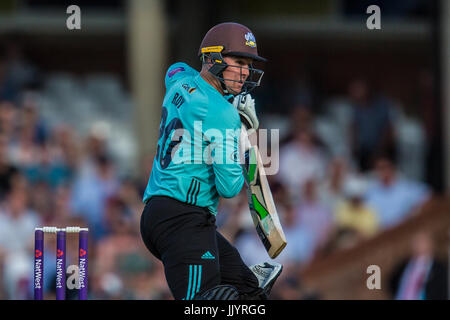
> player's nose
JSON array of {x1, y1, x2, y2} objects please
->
[{"x1": 240, "y1": 66, "x2": 250, "y2": 81}]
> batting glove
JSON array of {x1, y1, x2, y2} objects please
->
[{"x1": 233, "y1": 94, "x2": 259, "y2": 136}]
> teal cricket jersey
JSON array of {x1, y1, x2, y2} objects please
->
[{"x1": 142, "y1": 62, "x2": 244, "y2": 215}]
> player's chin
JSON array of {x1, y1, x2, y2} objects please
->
[{"x1": 231, "y1": 84, "x2": 244, "y2": 95}]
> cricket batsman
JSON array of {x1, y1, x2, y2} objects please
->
[{"x1": 140, "y1": 22, "x2": 282, "y2": 300}]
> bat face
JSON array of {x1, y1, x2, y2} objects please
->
[
  {"x1": 241, "y1": 125, "x2": 287, "y2": 259},
  {"x1": 246, "y1": 145, "x2": 287, "y2": 258}
]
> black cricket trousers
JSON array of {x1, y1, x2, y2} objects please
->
[{"x1": 140, "y1": 195, "x2": 261, "y2": 300}]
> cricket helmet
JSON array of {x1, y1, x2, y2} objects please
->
[{"x1": 198, "y1": 22, "x2": 265, "y2": 95}]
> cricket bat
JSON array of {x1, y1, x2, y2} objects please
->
[{"x1": 240, "y1": 125, "x2": 287, "y2": 259}]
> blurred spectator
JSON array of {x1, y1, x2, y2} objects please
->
[
  {"x1": 85, "y1": 129, "x2": 109, "y2": 162},
  {"x1": 290, "y1": 104, "x2": 313, "y2": 132},
  {"x1": 117, "y1": 178, "x2": 145, "y2": 228},
  {"x1": 393, "y1": 104, "x2": 426, "y2": 182},
  {"x1": 22, "y1": 143, "x2": 72, "y2": 189},
  {"x1": 9, "y1": 107, "x2": 43, "y2": 170},
  {"x1": 0, "y1": 185, "x2": 40, "y2": 252},
  {"x1": 3, "y1": 251, "x2": 32, "y2": 299},
  {"x1": 0, "y1": 133, "x2": 19, "y2": 200},
  {"x1": 0, "y1": 100, "x2": 16, "y2": 139},
  {"x1": 103, "y1": 196, "x2": 134, "y2": 236},
  {"x1": 348, "y1": 78, "x2": 394, "y2": 172},
  {"x1": 276, "y1": 201, "x2": 317, "y2": 266},
  {"x1": 49, "y1": 185, "x2": 73, "y2": 226},
  {"x1": 318, "y1": 157, "x2": 353, "y2": 212},
  {"x1": 20, "y1": 101, "x2": 48, "y2": 144},
  {"x1": 389, "y1": 231, "x2": 448, "y2": 300},
  {"x1": 365, "y1": 153, "x2": 430, "y2": 229},
  {"x1": 70, "y1": 153, "x2": 120, "y2": 240},
  {"x1": 48, "y1": 124, "x2": 81, "y2": 177},
  {"x1": 0, "y1": 182, "x2": 40, "y2": 299},
  {"x1": 332, "y1": 176, "x2": 379, "y2": 248},
  {"x1": 295, "y1": 179, "x2": 334, "y2": 256},
  {"x1": 280, "y1": 105, "x2": 315, "y2": 145},
  {"x1": 28, "y1": 181, "x2": 53, "y2": 223},
  {"x1": 278, "y1": 115, "x2": 327, "y2": 202}
]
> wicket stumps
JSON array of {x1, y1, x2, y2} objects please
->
[{"x1": 34, "y1": 226, "x2": 89, "y2": 300}]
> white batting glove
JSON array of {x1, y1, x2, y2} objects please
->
[{"x1": 233, "y1": 94, "x2": 259, "y2": 136}]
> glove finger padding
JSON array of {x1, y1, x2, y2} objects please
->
[{"x1": 233, "y1": 94, "x2": 259, "y2": 135}]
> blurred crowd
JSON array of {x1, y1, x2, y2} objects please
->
[
  {"x1": 0, "y1": 43, "x2": 171, "y2": 300},
  {"x1": 0, "y1": 42, "x2": 437, "y2": 300}
]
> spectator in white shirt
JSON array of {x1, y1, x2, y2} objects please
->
[
  {"x1": 365, "y1": 153, "x2": 430, "y2": 229},
  {"x1": 279, "y1": 127, "x2": 327, "y2": 204}
]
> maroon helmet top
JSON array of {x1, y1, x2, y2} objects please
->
[{"x1": 198, "y1": 22, "x2": 266, "y2": 62}]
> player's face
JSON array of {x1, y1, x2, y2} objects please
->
[{"x1": 222, "y1": 56, "x2": 253, "y2": 94}]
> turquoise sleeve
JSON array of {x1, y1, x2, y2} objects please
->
[
  {"x1": 203, "y1": 102, "x2": 244, "y2": 198},
  {"x1": 164, "y1": 62, "x2": 198, "y2": 89}
]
